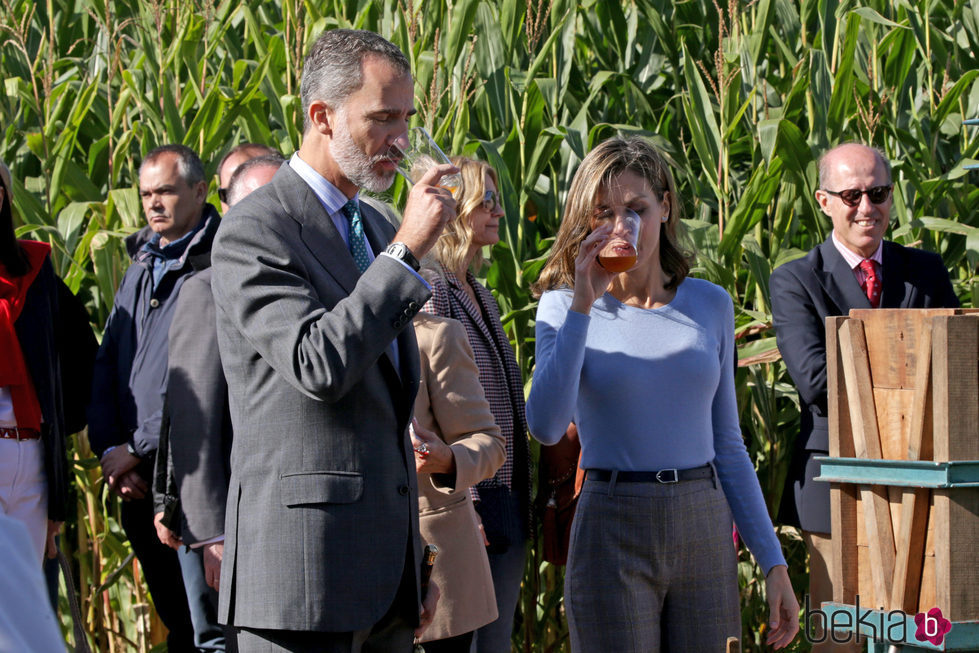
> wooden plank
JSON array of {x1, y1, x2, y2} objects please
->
[
  {"x1": 827, "y1": 316, "x2": 858, "y2": 605},
  {"x1": 932, "y1": 315, "x2": 979, "y2": 622},
  {"x1": 852, "y1": 309, "x2": 918, "y2": 389},
  {"x1": 932, "y1": 315, "x2": 979, "y2": 462},
  {"x1": 838, "y1": 318, "x2": 896, "y2": 609},
  {"x1": 890, "y1": 320, "x2": 933, "y2": 613},
  {"x1": 871, "y1": 388, "x2": 911, "y2": 460}
]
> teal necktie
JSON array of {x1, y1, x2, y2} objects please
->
[{"x1": 341, "y1": 200, "x2": 370, "y2": 273}]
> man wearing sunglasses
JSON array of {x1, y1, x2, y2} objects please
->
[{"x1": 769, "y1": 142, "x2": 958, "y2": 651}]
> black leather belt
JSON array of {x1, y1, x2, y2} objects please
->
[{"x1": 586, "y1": 464, "x2": 713, "y2": 485}]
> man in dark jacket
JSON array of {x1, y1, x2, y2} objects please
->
[
  {"x1": 770, "y1": 143, "x2": 958, "y2": 651},
  {"x1": 88, "y1": 144, "x2": 221, "y2": 651}
]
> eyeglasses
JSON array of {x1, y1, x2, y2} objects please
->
[
  {"x1": 822, "y1": 185, "x2": 892, "y2": 207},
  {"x1": 217, "y1": 187, "x2": 229, "y2": 204},
  {"x1": 482, "y1": 190, "x2": 499, "y2": 212}
]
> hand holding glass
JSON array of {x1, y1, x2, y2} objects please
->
[
  {"x1": 593, "y1": 209, "x2": 641, "y2": 273},
  {"x1": 393, "y1": 127, "x2": 461, "y2": 192}
]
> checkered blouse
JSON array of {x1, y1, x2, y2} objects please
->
[{"x1": 421, "y1": 265, "x2": 531, "y2": 519}]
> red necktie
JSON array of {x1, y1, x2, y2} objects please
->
[{"x1": 859, "y1": 259, "x2": 881, "y2": 308}]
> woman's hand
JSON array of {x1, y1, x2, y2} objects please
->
[
  {"x1": 411, "y1": 418, "x2": 455, "y2": 475},
  {"x1": 764, "y1": 564, "x2": 800, "y2": 649},
  {"x1": 570, "y1": 223, "x2": 613, "y2": 315}
]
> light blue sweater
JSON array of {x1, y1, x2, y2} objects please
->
[{"x1": 527, "y1": 278, "x2": 786, "y2": 573}]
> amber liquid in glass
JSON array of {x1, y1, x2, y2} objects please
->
[{"x1": 598, "y1": 253, "x2": 637, "y2": 273}]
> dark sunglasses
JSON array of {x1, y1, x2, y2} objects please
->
[
  {"x1": 217, "y1": 187, "x2": 229, "y2": 204},
  {"x1": 482, "y1": 190, "x2": 500, "y2": 211},
  {"x1": 823, "y1": 185, "x2": 892, "y2": 207}
]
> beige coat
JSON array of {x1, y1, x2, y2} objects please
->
[{"x1": 413, "y1": 313, "x2": 505, "y2": 642}]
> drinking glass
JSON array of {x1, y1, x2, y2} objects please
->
[
  {"x1": 393, "y1": 127, "x2": 461, "y2": 192},
  {"x1": 595, "y1": 209, "x2": 641, "y2": 273}
]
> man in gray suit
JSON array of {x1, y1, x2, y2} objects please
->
[{"x1": 211, "y1": 29, "x2": 456, "y2": 652}]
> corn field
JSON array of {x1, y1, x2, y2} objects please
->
[{"x1": 1, "y1": 0, "x2": 977, "y2": 650}]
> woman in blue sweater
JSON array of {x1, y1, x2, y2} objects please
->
[{"x1": 527, "y1": 137, "x2": 798, "y2": 651}]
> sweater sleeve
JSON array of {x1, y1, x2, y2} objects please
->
[
  {"x1": 710, "y1": 292, "x2": 786, "y2": 574},
  {"x1": 526, "y1": 290, "x2": 589, "y2": 445}
]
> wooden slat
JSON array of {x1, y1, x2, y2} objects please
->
[
  {"x1": 827, "y1": 316, "x2": 858, "y2": 605},
  {"x1": 890, "y1": 319, "x2": 933, "y2": 613},
  {"x1": 849, "y1": 308, "x2": 963, "y2": 389},
  {"x1": 838, "y1": 318, "x2": 896, "y2": 609},
  {"x1": 933, "y1": 315, "x2": 979, "y2": 621}
]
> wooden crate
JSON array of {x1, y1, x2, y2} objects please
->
[{"x1": 824, "y1": 309, "x2": 979, "y2": 621}]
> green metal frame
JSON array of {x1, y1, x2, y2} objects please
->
[{"x1": 813, "y1": 457, "x2": 979, "y2": 488}]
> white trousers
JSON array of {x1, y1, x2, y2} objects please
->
[{"x1": 0, "y1": 438, "x2": 48, "y2": 563}]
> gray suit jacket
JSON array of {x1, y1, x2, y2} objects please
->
[
  {"x1": 155, "y1": 268, "x2": 232, "y2": 544},
  {"x1": 211, "y1": 164, "x2": 430, "y2": 631}
]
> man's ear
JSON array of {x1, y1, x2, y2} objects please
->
[
  {"x1": 194, "y1": 180, "x2": 208, "y2": 205},
  {"x1": 308, "y1": 99, "x2": 335, "y2": 136},
  {"x1": 814, "y1": 189, "x2": 831, "y2": 216}
]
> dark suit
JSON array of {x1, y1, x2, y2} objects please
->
[
  {"x1": 211, "y1": 164, "x2": 429, "y2": 637},
  {"x1": 770, "y1": 237, "x2": 958, "y2": 533}
]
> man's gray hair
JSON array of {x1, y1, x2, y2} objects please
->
[
  {"x1": 139, "y1": 144, "x2": 205, "y2": 186},
  {"x1": 300, "y1": 29, "x2": 410, "y2": 133},
  {"x1": 226, "y1": 154, "x2": 286, "y2": 206},
  {"x1": 817, "y1": 142, "x2": 892, "y2": 189}
]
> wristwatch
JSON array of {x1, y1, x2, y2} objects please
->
[
  {"x1": 126, "y1": 441, "x2": 141, "y2": 459},
  {"x1": 385, "y1": 242, "x2": 420, "y2": 272}
]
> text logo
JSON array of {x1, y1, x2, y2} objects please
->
[
  {"x1": 804, "y1": 595, "x2": 951, "y2": 645},
  {"x1": 914, "y1": 607, "x2": 952, "y2": 646},
  {"x1": 803, "y1": 595, "x2": 906, "y2": 644}
]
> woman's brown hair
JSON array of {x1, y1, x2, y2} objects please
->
[{"x1": 532, "y1": 136, "x2": 691, "y2": 296}]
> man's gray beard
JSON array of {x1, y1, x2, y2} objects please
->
[{"x1": 332, "y1": 117, "x2": 395, "y2": 194}]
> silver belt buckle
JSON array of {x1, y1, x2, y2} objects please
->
[{"x1": 655, "y1": 468, "x2": 678, "y2": 484}]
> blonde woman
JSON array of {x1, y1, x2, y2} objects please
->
[
  {"x1": 526, "y1": 136, "x2": 799, "y2": 652},
  {"x1": 421, "y1": 157, "x2": 530, "y2": 653}
]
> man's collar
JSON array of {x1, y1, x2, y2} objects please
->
[
  {"x1": 831, "y1": 230, "x2": 883, "y2": 269},
  {"x1": 289, "y1": 153, "x2": 358, "y2": 217},
  {"x1": 141, "y1": 211, "x2": 205, "y2": 259}
]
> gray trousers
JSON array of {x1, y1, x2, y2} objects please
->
[{"x1": 565, "y1": 475, "x2": 740, "y2": 652}]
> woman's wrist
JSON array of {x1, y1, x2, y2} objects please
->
[{"x1": 765, "y1": 563, "x2": 789, "y2": 580}]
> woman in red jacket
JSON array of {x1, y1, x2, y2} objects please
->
[{"x1": 0, "y1": 159, "x2": 96, "y2": 565}]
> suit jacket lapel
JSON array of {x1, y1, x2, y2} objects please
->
[
  {"x1": 445, "y1": 271, "x2": 496, "y2": 348},
  {"x1": 814, "y1": 237, "x2": 872, "y2": 312},
  {"x1": 880, "y1": 240, "x2": 909, "y2": 308},
  {"x1": 273, "y1": 168, "x2": 408, "y2": 394},
  {"x1": 272, "y1": 166, "x2": 361, "y2": 296}
]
